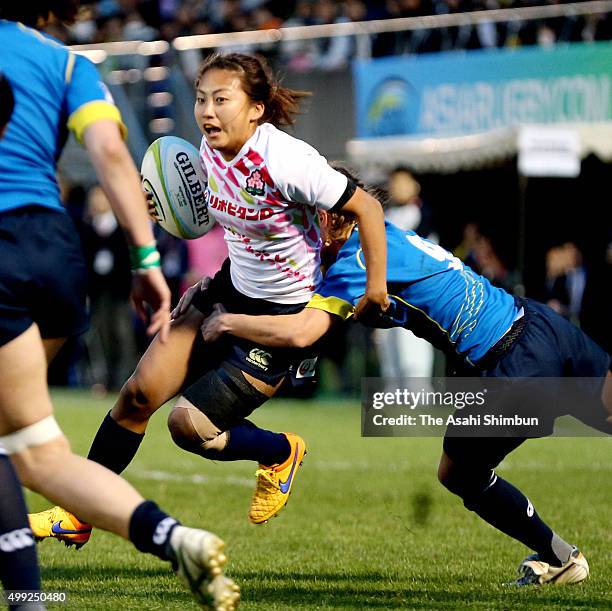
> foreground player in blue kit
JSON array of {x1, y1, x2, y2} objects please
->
[
  {"x1": 0, "y1": 4, "x2": 238, "y2": 608},
  {"x1": 0, "y1": 68, "x2": 49, "y2": 609},
  {"x1": 199, "y1": 168, "x2": 612, "y2": 587}
]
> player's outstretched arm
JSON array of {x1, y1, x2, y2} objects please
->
[
  {"x1": 340, "y1": 187, "x2": 389, "y2": 319},
  {"x1": 83, "y1": 120, "x2": 171, "y2": 340},
  {"x1": 84, "y1": 120, "x2": 156, "y2": 245},
  {"x1": 201, "y1": 304, "x2": 334, "y2": 348}
]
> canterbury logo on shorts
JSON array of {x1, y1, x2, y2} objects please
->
[
  {"x1": 0, "y1": 528, "x2": 35, "y2": 553},
  {"x1": 246, "y1": 349, "x2": 272, "y2": 370}
]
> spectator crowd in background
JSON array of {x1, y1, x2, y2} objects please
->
[{"x1": 47, "y1": 0, "x2": 612, "y2": 71}]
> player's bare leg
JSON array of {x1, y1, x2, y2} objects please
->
[
  {"x1": 32, "y1": 306, "x2": 218, "y2": 547},
  {"x1": 30, "y1": 307, "x2": 206, "y2": 545},
  {"x1": 81, "y1": 306, "x2": 207, "y2": 474},
  {"x1": 3, "y1": 324, "x2": 239, "y2": 608},
  {"x1": 112, "y1": 306, "x2": 206, "y2": 433},
  {"x1": 1, "y1": 325, "x2": 150, "y2": 534}
]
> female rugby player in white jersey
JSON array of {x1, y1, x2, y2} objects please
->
[
  {"x1": 33, "y1": 53, "x2": 389, "y2": 537},
  {"x1": 1, "y1": 3, "x2": 239, "y2": 609}
]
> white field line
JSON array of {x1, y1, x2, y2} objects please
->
[
  {"x1": 131, "y1": 456, "x2": 612, "y2": 488},
  {"x1": 131, "y1": 469, "x2": 253, "y2": 487}
]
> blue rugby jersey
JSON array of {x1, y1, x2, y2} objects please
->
[
  {"x1": 308, "y1": 221, "x2": 520, "y2": 365},
  {"x1": 0, "y1": 20, "x2": 126, "y2": 214}
]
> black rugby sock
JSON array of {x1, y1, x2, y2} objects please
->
[
  {"x1": 466, "y1": 474, "x2": 572, "y2": 566},
  {"x1": 215, "y1": 420, "x2": 291, "y2": 465},
  {"x1": 0, "y1": 455, "x2": 41, "y2": 596},
  {"x1": 87, "y1": 411, "x2": 144, "y2": 474},
  {"x1": 128, "y1": 501, "x2": 179, "y2": 562}
]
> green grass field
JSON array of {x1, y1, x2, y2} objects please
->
[{"x1": 28, "y1": 389, "x2": 611, "y2": 610}]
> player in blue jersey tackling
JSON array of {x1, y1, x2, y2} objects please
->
[
  {"x1": 196, "y1": 166, "x2": 612, "y2": 587},
  {"x1": 0, "y1": 3, "x2": 238, "y2": 609}
]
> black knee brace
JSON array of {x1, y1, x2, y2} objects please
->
[{"x1": 182, "y1": 363, "x2": 268, "y2": 431}]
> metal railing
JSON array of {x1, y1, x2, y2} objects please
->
[{"x1": 72, "y1": 0, "x2": 612, "y2": 61}]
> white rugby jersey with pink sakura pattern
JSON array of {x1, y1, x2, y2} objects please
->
[{"x1": 199, "y1": 123, "x2": 348, "y2": 304}]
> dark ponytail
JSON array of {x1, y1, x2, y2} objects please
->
[{"x1": 196, "y1": 53, "x2": 310, "y2": 127}]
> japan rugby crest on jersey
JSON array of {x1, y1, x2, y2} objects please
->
[{"x1": 244, "y1": 169, "x2": 266, "y2": 197}]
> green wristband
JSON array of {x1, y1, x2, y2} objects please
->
[{"x1": 129, "y1": 243, "x2": 161, "y2": 271}]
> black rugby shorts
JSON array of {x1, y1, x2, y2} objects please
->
[
  {"x1": 0, "y1": 205, "x2": 88, "y2": 346},
  {"x1": 191, "y1": 258, "x2": 319, "y2": 385}
]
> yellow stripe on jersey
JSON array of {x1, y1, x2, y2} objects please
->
[
  {"x1": 306, "y1": 294, "x2": 354, "y2": 320},
  {"x1": 67, "y1": 100, "x2": 127, "y2": 143}
]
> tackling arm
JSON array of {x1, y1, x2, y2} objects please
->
[{"x1": 201, "y1": 306, "x2": 335, "y2": 348}]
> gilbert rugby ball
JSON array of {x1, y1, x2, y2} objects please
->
[{"x1": 141, "y1": 136, "x2": 214, "y2": 239}]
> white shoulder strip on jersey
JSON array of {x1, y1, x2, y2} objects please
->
[
  {"x1": 65, "y1": 52, "x2": 76, "y2": 84},
  {"x1": 0, "y1": 416, "x2": 63, "y2": 454}
]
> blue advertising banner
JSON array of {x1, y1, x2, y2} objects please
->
[{"x1": 353, "y1": 42, "x2": 612, "y2": 138}]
